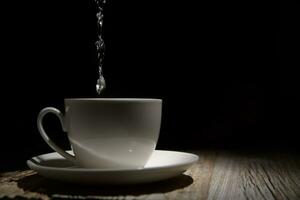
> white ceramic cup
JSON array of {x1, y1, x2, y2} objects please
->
[{"x1": 37, "y1": 98, "x2": 162, "y2": 169}]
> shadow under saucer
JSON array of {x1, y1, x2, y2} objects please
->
[{"x1": 17, "y1": 172, "x2": 193, "y2": 197}]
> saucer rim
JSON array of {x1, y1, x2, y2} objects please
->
[{"x1": 27, "y1": 150, "x2": 199, "y2": 172}]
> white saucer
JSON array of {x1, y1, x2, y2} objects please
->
[{"x1": 27, "y1": 150, "x2": 199, "y2": 185}]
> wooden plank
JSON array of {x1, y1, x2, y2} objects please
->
[
  {"x1": 208, "y1": 152, "x2": 245, "y2": 200},
  {"x1": 1, "y1": 151, "x2": 300, "y2": 200},
  {"x1": 0, "y1": 151, "x2": 215, "y2": 200},
  {"x1": 207, "y1": 151, "x2": 300, "y2": 200},
  {"x1": 165, "y1": 151, "x2": 217, "y2": 200}
]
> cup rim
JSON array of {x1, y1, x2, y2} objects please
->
[{"x1": 65, "y1": 98, "x2": 162, "y2": 102}]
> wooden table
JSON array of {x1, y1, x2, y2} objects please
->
[{"x1": 1, "y1": 150, "x2": 300, "y2": 200}]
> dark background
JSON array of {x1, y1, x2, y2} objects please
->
[{"x1": 0, "y1": 0, "x2": 295, "y2": 171}]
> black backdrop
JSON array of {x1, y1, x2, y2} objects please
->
[{"x1": 1, "y1": 0, "x2": 295, "y2": 171}]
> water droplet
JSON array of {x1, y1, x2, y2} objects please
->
[
  {"x1": 94, "y1": 0, "x2": 106, "y2": 95},
  {"x1": 96, "y1": 75, "x2": 106, "y2": 95}
]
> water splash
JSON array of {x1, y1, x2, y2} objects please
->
[{"x1": 95, "y1": 0, "x2": 106, "y2": 95}]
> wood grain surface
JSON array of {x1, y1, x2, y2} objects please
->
[{"x1": 1, "y1": 151, "x2": 300, "y2": 200}]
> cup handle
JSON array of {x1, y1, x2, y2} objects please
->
[{"x1": 37, "y1": 107, "x2": 76, "y2": 162}]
